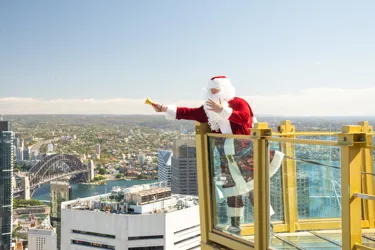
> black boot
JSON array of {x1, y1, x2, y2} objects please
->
[{"x1": 228, "y1": 216, "x2": 241, "y2": 234}]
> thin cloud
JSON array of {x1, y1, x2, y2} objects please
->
[{"x1": 1, "y1": 87, "x2": 375, "y2": 116}]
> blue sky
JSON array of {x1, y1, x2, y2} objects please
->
[{"x1": 1, "y1": 1, "x2": 375, "y2": 115}]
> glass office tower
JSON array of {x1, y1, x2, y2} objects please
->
[{"x1": 0, "y1": 121, "x2": 14, "y2": 250}]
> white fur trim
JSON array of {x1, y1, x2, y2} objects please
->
[
  {"x1": 165, "y1": 105, "x2": 177, "y2": 120},
  {"x1": 227, "y1": 206, "x2": 244, "y2": 217},
  {"x1": 252, "y1": 116, "x2": 257, "y2": 127},
  {"x1": 216, "y1": 185, "x2": 225, "y2": 203},
  {"x1": 270, "y1": 205, "x2": 275, "y2": 217},
  {"x1": 270, "y1": 151, "x2": 284, "y2": 177},
  {"x1": 224, "y1": 139, "x2": 247, "y2": 185},
  {"x1": 222, "y1": 180, "x2": 254, "y2": 197},
  {"x1": 220, "y1": 106, "x2": 232, "y2": 120},
  {"x1": 219, "y1": 120, "x2": 232, "y2": 134},
  {"x1": 220, "y1": 150, "x2": 284, "y2": 198}
]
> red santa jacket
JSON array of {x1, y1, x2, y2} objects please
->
[{"x1": 174, "y1": 97, "x2": 254, "y2": 135}]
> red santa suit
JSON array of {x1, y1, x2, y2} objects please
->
[{"x1": 165, "y1": 76, "x2": 283, "y2": 231}]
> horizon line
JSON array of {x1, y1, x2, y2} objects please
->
[{"x1": 2, "y1": 113, "x2": 375, "y2": 118}]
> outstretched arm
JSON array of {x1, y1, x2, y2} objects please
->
[{"x1": 152, "y1": 103, "x2": 208, "y2": 123}]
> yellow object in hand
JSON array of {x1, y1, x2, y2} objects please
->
[{"x1": 144, "y1": 97, "x2": 154, "y2": 106}]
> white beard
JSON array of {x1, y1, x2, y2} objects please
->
[{"x1": 203, "y1": 92, "x2": 230, "y2": 132}]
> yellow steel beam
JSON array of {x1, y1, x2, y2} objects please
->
[
  {"x1": 353, "y1": 244, "x2": 375, "y2": 250},
  {"x1": 295, "y1": 132, "x2": 339, "y2": 136},
  {"x1": 272, "y1": 132, "x2": 339, "y2": 136},
  {"x1": 253, "y1": 123, "x2": 271, "y2": 249},
  {"x1": 279, "y1": 120, "x2": 298, "y2": 232},
  {"x1": 195, "y1": 122, "x2": 211, "y2": 244},
  {"x1": 267, "y1": 136, "x2": 338, "y2": 146},
  {"x1": 240, "y1": 219, "x2": 370, "y2": 235},
  {"x1": 340, "y1": 126, "x2": 366, "y2": 249},
  {"x1": 206, "y1": 133, "x2": 251, "y2": 139},
  {"x1": 209, "y1": 232, "x2": 254, "y2": 249},
  {"x1": 358, "y1": 121, "x2": 375, "y2": 229},
  {"x1": 201, "y1": 241, "x2": 231, "y2": 250}
]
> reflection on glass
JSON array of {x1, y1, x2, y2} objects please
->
[
  {"x1": 269, "y1": 141, "x2": 285, "y2": 223},
  {"x1": 280, "y1": 142, "x2": 342, "y2": 219},
  {"x1": 208, "y1": 136, "x2": 284, "y2": 240}
]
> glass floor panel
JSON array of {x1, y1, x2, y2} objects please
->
[
  {"x1": 228, "y1": 229, "x2": 375, "y2": 249},
  {"x1": 363, "y1": 231, "x2": 375, "y2": 248},
  {"x1": 271, "y1": 232, "x2": 341, "y2": 249},
  {"x1": 269, "y1": 237, "x2": 299, "y2": 249},
  {"x1": 271, "y1": 229, "x2": 375, "y2": 250}
]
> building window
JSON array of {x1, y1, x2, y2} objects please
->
[
  {"x1": 174, "y1": 234, "x2": 201, "y2": 245},
  {"x1": 186, "y1": 245, "x2": 201, "y2": 250},
  {"x1": 72, "y1": 229, "x2": 115, "y2": 239},
  {"x1": 128, "y1": 247, "x2": 164, "y2": 250},
  {"x1": 174, "y1": 225, "x2": 200, "y2": 234},
  {"x1": 71, "y1": 240, "x2": 115, "y2": 249},
  {"x1": 128, "y1": 235, "x2": 164, "y2": 240}
]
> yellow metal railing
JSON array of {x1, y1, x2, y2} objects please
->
[{"x1": 196, "y1": 120, "x2": 375, "y2": 250}]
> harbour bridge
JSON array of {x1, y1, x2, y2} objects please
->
[{"x1": 14, "y1": 154, "x2": 94, "y2": 199}]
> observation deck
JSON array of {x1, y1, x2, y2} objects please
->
[{"x1": 195, "y1": 120, "x2": 375, "y2": 250}]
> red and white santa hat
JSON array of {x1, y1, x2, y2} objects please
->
[
  {"x1": 206, "y1": 76, "x2": 231, "y2": 90},
  {"x1": 205, "y1": 76, "x2": 236, "y2": 101}
]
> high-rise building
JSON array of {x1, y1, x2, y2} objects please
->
[
  {"x1": 95, "y1": 144, "x2": 101, "y2": 155},
  {"x1": 270, "y1": 173, "x2": 310, "y2": 221},
  {"x1": 28, "y1": 217, "x2": 57, "y2": 250},
  {"x1": 171, "y1": 139, "x2": 198, "y2": 195},
  {"x1": 0, "y1": 121, "x2": 14, "y2": 249},
  {"x1": 14, "y1": 137, "x2": 20, "y2": 148},
  {"x1": 157, "y1": 150, "x2": 172, "y2": 186},
  {"x1": 16, "y1": 147, "x2": 23, "y2": 162},
  {"x1": 137, "y1": 153, "x2": 145, "y2": 167},
  {"x1": 47, "y1": 144, "x2": 54, "y2": 152},
  {"x1": 50, "y1": 181, "x2": 72, "y2": 249},
  {"x1": 23, "y1": 148, "x2": 30, "y2": 161},
  {"x1": 28, "y1": 228, "x2": 57, "y2": 250},
  {"x1": 61, "y1": 182, "x2": 201, "y2": 250}
]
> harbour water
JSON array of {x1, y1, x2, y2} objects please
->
[{"x1": 32, "y1": 179, "x2": 155, "y2": 201}]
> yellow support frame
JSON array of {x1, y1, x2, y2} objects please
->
[
  {"x1": 339, "y1": 125, "x2": 366, "y2": 249},
  {"x1": 252, "y1": 123, "x2": 272, "y2": 249},
  {"x1": 195, "y1": 122, "x2": 211, "y2": 246},
  {"x1": 196, "y1": 122, "x2": 255, "y2": 250},
  {"x1": 278, "y1": 120, "x2": 298, "y2": 232},
  {"x1": 195, "y1": 121, "x2": 375, "y2": 250},
  {"x1": 358, "y1": 121, "x2": 375, "y2": 228}
]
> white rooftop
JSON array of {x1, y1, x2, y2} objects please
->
[{"x1": 61, "y1": 181, "x2": 198, "y2": 215}]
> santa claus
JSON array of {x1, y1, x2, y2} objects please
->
[{"x1": 152, "y1": 76, "x2": 284, "y2": 234}]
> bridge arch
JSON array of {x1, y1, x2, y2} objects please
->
[{"x1": 28, "y1": 154, "x2": 89, "y2": 188}]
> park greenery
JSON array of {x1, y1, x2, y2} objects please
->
[
  {"x1": 13, "y1": 199, "x2": 44, "y2": 209},
  {"x1": 93, "y1": 175, "x2": 106, "y2": 182}
]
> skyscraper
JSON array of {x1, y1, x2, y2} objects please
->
[
  {"x1": 50, "y1": 181, "x2": 72, "y2": 250},
  {"x1": 0, "y1": 121, "x2": 14, "y2": 250},
  {"x1": 158, "y1": 150, "x2": 172, "y2": 186},
  {"x1": 171, "y1": 139, "x2": 198, "y2": 195},
  {"x1": 95, "y1": 144, "x2": 101, "y2": 155}
]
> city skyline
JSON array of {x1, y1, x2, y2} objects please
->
[
  {"x1": 1, "y1": 86, "x2": 375, "y2": 116},
  {"x1": 1, "y1": 1, "x2": 375, "y2": 115}
]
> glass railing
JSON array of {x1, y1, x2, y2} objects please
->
[
  {"x1": 267, "y1": 139, "x2": 343, "y2": 249},
  {"x1": 362, "y1": 148, "x2": 375, "y2": 249},
  {"x1": 270, "y1": 141, "x2": 342, "y2": 221},
  {"x1": 294, "y1": 143, "x2": 341, "y2": 220},
  {"x1": 269, "y1": 141, "x2": 284, "y2": 224},
  {"x1": 197, "y1": 121, "x2": 375, "y2": 250},
  {"x1": 207, "y1": 135, "x2": 285, "y2": 246},
  {"x1": 208, "y1": 135, "x2": 255, "y2": 243}
]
